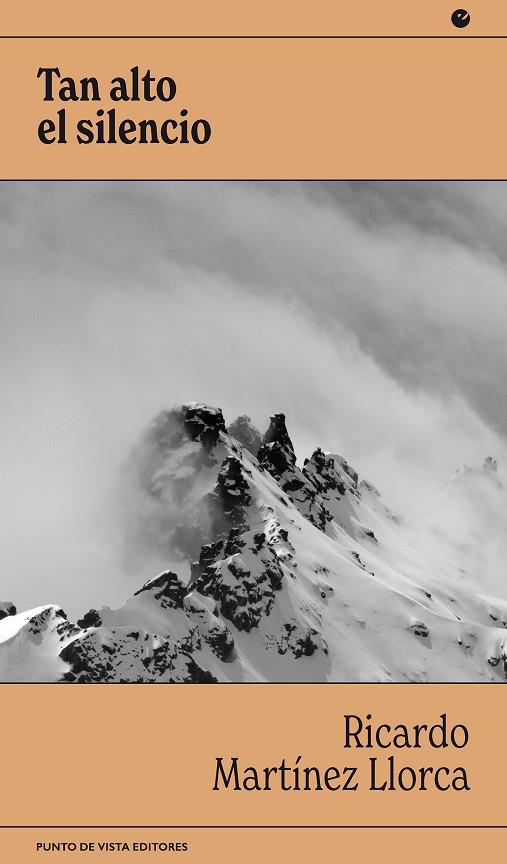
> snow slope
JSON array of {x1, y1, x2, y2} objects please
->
[{"x1": 2, "y1": 403, "x2": 507, "y2": 683}]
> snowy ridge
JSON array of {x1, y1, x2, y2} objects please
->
[{"x1": 2, "y1": 403, "x2": 507, "y2": 683}]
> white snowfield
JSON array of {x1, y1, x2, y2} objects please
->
[{"x1": 2, "y1": 404, "x2": 507, "y2": 683}]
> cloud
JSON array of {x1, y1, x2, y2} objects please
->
[{"x1": 0, "y1": 181, "x2": 506, "y2": 615}]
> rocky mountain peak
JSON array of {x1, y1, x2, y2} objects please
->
[
  {"x1": 257, "y1": 413, "x2": 298, "y2": 481},
  {"x1": 134, "y1": 402, "x2": 226, "y2": 484},
  {"x1": 0, "y1": 601, "x2": 16, "y2": 621},
  {"x1": 303, "y1": 449, "x2": 348, "y2": 497},
  {"x1": 182, "y1": 402, "x2": 226, "y2": 450},
  {"x1": 134, "y1": 570, "x2": 187, "y2": 609},
  {"x1": 206, "y1": 455, "x2": 253, "y2": 549},
  {"x1": 7, "y1": 401, "x2": 507, "y2": 683},
  {"x1": 261, "y1": 413, "x2": 296, "y2": 459}
]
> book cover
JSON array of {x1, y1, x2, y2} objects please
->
[{"x1": 0, "y1": 3, "x2": 504, "y2": 861}]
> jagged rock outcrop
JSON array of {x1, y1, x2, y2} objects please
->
[
  {"x1": 2, "y1": 400, "x2": 507, "y2": 684},
  {"x1": 258, "y1": 413, "x2": 297, "y2": 476},
  {"x1": 182, "y1": 402, "x2": 227, "y2": 450},
  {"x1": 130, "y1": 402, "x2": 226, "y2": 495},
  {"x1": 134, "y1": 570, "x2": 187, "y2": 608},
  {"x1": 303, "y1": 449, "x2": 347, "y2": 496},
  {"x1": 193, "y1": 526, "x2": 286, "y2": 632},
  {"x1": 267, "y1": 619, "x2": 327, "y2": 659},
  {"x1": 260, "y1": 412, "x2": 296, "y2": 460},
  {"x1": 206, "y1": 456, "x2": 252, "y2": 545},
  {"x1": 24, "y1": 606, "x2": 77, "y2": 642},
  {"x1": 0, "y1": 602, "x2": 16, "y2": 621},
  {"x1": 257, "y1": 414, "x2": 334, "y2": 531},
  {"x1": 59, "y1": 627, "x2": 217, "y2": 684},
  {"x1": 77, "y1": 608, "x2": 103, "y2": 629},
  {"x1": 66, "y1": 565, "x2": 239, "y2": 681}
]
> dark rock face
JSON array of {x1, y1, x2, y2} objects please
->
[
  {"x1": 55, "y1": 402, "x2": 373, "y2": 682},
  {"x1": 131, "y1": 403, "x2": 226, "y2": 496},
  {"x1": 148, "y1": 640, "x2": 217, "y2": 682},
  {"x1": 303, "y1": 449, "x2": 347, "y2": 497},
  {"x1": 77, "y1": 609, "x2": 103, "y2": 629},
  {"x1": 195, "y1": 549, "x2": 285, "y2": 633},
  {"x1": 191, "y1": 539, "x2": 224, "y2": 585},
  {"x1": 262, "y1": 413, "x2": 296, "y2": 456},
  {"x1": 206, "y1": 456, "x2": 252, "y2": 543},
  {"x1": 59, "y1": 625, "x2": 217, "y2": 683},
  {"x1": 268, "y1": 620, "x2": 326, "y2": 658},
  {"x1": 0, "y1": 602, "x2": 16, "y2": 621},
  {"x1": 134, "y1": 571, "x2": 187, "y2": 609},
  {"x1": 19, "y1": 606, "x2": 79, "y2": 650},
  {"x1": 193, "y1": 520, "x2": 286, "y2": 633},
  {"x1": 180, "y1": 660, "x2": 217, "y2": 683},
  {"x1": 228, "y1": 415, "x2": 262, "y2": 456},
  {"x1": 60, "y1": 636, "x2": 109, "y2": 683},
  {"x1": 300, "y1": 449, "x2": 390, "y2": 537},
  {"x1": 204, "y1": 624, "x2": 236, "y2": 662},
  {"x1": 410, "y1": 622, "x2": 430, "y2": 640},
  {"x1": 138, "y1": 403, "x2": 226, "y2": 465},
  {"x1": 27, "y1": 606, "x2": 65, "y2": 634},
  {"x1": 258, "y1": 423, "x2": 334, "y2": 533},
  {"x1": 182, "y1": 403, "x2": 226, "y2": 451},
  {"x1": 258, "y1": 413, "x2": 297, "y2": 477},
  {"x1": 301, "y1": 449, "x2": 362, "y2": 531},
  {"x1": 59, "y1": 573, "x2": 237, "y2": 681}
]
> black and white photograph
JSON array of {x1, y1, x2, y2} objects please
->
[{"x1": 1, "y1": 180, "x2": 507, "y2": 683}]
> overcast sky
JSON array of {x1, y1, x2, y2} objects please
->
[{"x1": 1, "y1": 181, "x2": 507, "y2": 615}]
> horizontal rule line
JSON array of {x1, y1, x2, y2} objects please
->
[
  {"x1": 1, "y1": 35, "x2": 507, "y2": 40},
  {"x1": 2, "y1": 826, "x2": 507, "y2": 830}
]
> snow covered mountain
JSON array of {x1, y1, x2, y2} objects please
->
[{"x1": 2, "y1": 403, "x2": 507, "y2": 683}]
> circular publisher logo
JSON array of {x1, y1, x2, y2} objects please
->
[{"x1": 451, "y1": 9, "x2": 471, "y2": 28}]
